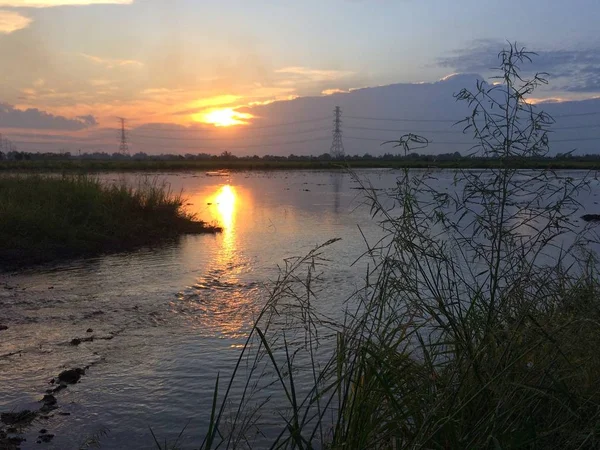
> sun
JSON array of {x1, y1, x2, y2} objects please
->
[{"x1": 194, "y1": 108, "x2": 253, "y2": 127}]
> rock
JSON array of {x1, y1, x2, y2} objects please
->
[
  {"x1": 3, "y1": 435, "x2": 26, "y2": 447},
  {"x1": 40, "y1": 394, "x2": 57, "y2": 412},
  {"x1": 41, "y1": 395, "x2": 56, "y2": 406},
  {"x1": 39, "y1": 434, "x2": 54, "y2": 443},
  {"x1": 70, "y1": 337, "x2": 93, "y2": 346},
  {"x1": 58, "y1": 368, "x2": 85, "y2": 384},
  {"x1": 86, "y1": 328, "x2": 93, "y2": 333},
  {"x1": 1, "y1": 410, "x2": 37, "y2": 426},
  {"x1": 581, "y1": 214, "x2": 600, "y2": 222}
]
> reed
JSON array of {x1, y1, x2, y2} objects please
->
[
  {"x1": 188, "y1": 44, "x2": 600, "y2": 450},
  {"x1": 0, "y1": 174, "x2": 220, "y2": 268}
]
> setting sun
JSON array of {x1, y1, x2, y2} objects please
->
[{"x1": 194, "y1": 108, "x2": 253, "y2": 127}]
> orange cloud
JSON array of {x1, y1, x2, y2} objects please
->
[
  {"x1": 80, "y1": 53, "x2": 143, "y2": 69},
  {"x1": 0, "y1": 0, "x2": 132, "y2": 6},
  {"x1": 321, "y1": 88, "x2": 348, "y2": 96},
  {"x1": 275, "y1": 66, "x2": 354, "y2": 81},
  {"x1": 0, "y1": 10, "x2": 31, "y2": 33},
  {"x1": 185, "y1": 94, "x2": 241, "y2": 109}
]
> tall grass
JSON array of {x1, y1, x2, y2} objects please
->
[
  {"x1": 188, "y1": 44, "x2": 600, "y2": 449},
  {"x1": 0, "y1": 174, "x2": 220, "y2": 267}
]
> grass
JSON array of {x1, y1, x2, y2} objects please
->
[
  {"x1": 178, "y1": 44, "x2": 600, "y2": 449},
  {"x1": 0, "y1": 174, "x2": 220, "y2": 268}
]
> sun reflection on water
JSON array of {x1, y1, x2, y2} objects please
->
[
  {"x1": 215, "y1": 185, "x2": 236, "y2": 229},
  {"x1": 211, "y1": 185, "x2": 238, "y2": 273},
  {"x1": 174, "y1": 183, "x2": 261, "y2": 337}
]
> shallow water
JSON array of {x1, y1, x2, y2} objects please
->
[{"x1": 1, "y1": 169, "x2": 599, "y2": 449}]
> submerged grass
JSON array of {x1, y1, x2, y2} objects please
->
[
  {"x1": 0, "y1": 174, "x2": 220, "y2": 268},
  {"x1": 183, "y1": 45, "x2": 600, "y2": 450}
]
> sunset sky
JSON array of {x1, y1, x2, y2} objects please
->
[{"x1": 1, "y1": 0, "x2": 600, "y2": 153}]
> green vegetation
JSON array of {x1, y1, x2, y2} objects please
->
[
  {"x1": 2, "y1": 154, "x2": 600, "y2": 172},
  {"x1": 185, "y1": 45, "x2": 600, "y2": 449},
  {"x1": 0, "y1": 175, "x2": 220, "y2": 268}
]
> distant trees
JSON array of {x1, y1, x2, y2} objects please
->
[{"x1": 3, "y1": 148, "x2": 600, "y2": 165}]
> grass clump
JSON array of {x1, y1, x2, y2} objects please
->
[
  {"x1": 0, "y1": 174, "x2": 220, "y2": 268},
  {"x1": 190, "y1": 44, "x2": 600, "y2": 450}
]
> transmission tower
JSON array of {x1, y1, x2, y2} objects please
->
[
  {"x1": 330, "y1": 106, "x2": 345, "y2": 159},
  {"x1": 118, "y1": 117, "x2": 129, "y2": 155}
]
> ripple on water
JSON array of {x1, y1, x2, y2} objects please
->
[{"x1": 3, "y1": 170, "x2": 596, "y2": 449}]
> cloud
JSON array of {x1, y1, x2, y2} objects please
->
[
  {"x1": 0, "y1": 10, "x2": 31, "y2": 33},
  {"x1": 89, "y1": 79, "x2": 111, "y2": 87},
  {"x1": 438, "y1": 39, "x2": 600, "y2": 92},
  {"x1": 80, "y1": 53, "x2": 143, "y2": 69},
  {"x1": 322, "y1": 88, "x2": 348, "y2": 96},
  {"x1": 0, "y1": 0, "x2": 132, "y2": 7},
  {"x1": 171, "y1": 94, "x2": 241, "y2": 116},
  {"x1": 0, "y1": 102, "x2": 97, "y2": 130},
  {"x1": 275, "y1": 66, "x2": 354, "y2": 82},
  {"x1": 75, "y1": 114, "x2": 97, "y2": 126}
]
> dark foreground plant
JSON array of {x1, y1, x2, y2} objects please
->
[
  {"x1": 191, "y1": 44, "x2": 600, "y2": 449},
  {"x1": 0, "y1": 175, "x2": 220, "y2": 268}
]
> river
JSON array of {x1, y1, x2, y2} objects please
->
[{"x1": 1, "y1": 169, "x2": 598, "y2": 449}]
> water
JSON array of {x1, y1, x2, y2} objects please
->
[{"x1": 1, "y1": 169, "x2": 598, "y2": 449}]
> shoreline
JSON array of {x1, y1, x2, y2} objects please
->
[{"x1": 2, "y1": 158, "x2": 600, "y2": 172}]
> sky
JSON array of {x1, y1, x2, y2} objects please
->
[{"x1": 1, "y1": 0, "x2": 600, "y2": 155}]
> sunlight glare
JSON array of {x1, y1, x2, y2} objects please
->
[
  {"x1": 215, "y1": 185, "x2": 236, "y2": 228},
  {"x1": 194, "y1": 108, "x2": 253, "y2": 127}
]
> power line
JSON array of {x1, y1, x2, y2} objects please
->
[
  {"x1": 347, "y1": 124, "x2": 600, "y2": 133},
  {"x1": 346, "y1": 125, "x2": 460, "y2": 134},
  {"x1": 346, "y1": 110, "x2": 600, "y2": 123},
  {"x1": 554, "y1": 111, "x2": 600, "y2": 118},
  {"x1": 346, "y1": 115, "x2": 457, "y2": 123},
  {"x1": 11, "y1": 120, "x2": 600, "y2": 148},
  {"x1": 345, "y1": 135, "x2": 600, "y2": 145},
  {"x1": 346, "y1": 135, "x2": 472, "y2": 145},
  {"x1": 554, "y1": 124, "x2": 600, "y2": 130},
  {"x1": 136, "y1": 116, "x2": 331, "y2": 133},
  {"x1": 130, "y1": 126, "x2": 331, "y2": 142},
  {"x1": 129, "y1": 136, "x2": 331, "y2": 151},
  {"x1": 553, "y1": 136, "x2": 600, "y2": 143}
]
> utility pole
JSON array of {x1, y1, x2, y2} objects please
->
[
  {"x1": 330, "y1": 106, "x2": 345, "y2": 159},
  {"x1": 118, "y1": 117, "x2": 129, "y2": 155}
]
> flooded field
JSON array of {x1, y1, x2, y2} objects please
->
[{"x1": 1, "y1": 169, "x2": 599, "y2": 449}]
